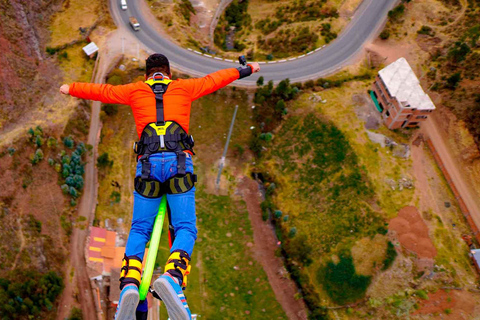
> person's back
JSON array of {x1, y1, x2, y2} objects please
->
[{"x1": 60, "y1": 53, "x2": 260, "y2": 320}]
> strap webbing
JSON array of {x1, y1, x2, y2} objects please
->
[{"x1": 150, "y1": 83, "x2": 169, "y2": 125}]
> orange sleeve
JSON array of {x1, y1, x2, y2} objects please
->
[
  {"x1": 181, "y1": 68, "x2": 240, "y2": 101},
  {"x1": 69, "y1": 82, "x2": 136, "y2": 105}
]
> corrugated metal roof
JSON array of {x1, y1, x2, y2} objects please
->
[
  {"x1": 82, "y1": 42, "x2": 99, "y2": 56},
  {"x1": 472, "y1": 249, "x2": 480, "y2": 266},
  {"x1": 378, "y1": 57, "x2": 435, "y2": 110}
]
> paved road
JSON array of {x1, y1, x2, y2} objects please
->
[{"x1": 111, "y1": 0, "x2": 398, "y2": 85}]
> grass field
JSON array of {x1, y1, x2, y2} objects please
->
[{"x1": 49, "y1": 0, "x2": 103, "y2": 47}]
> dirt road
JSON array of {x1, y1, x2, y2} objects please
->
[
  {"x1": 421, "y1": 116, "x2": 480, "y2": 236},
  {"x1": 238, "y1": 177, "x2": 308, "y2": 320}
]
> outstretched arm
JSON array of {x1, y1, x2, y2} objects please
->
[
  {"x1": 183, "y1": 62, "x2": 260, "y2": 101},
  {"x1": 59, "y1": 82, "x2": 134, "y2": 105}
]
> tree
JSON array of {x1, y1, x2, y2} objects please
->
[
  {"x1": 275, "y1": 99, "x2": 286, "y2": 115},
  {"x1": 256, "y1": 76, "x2": 264, "y2": 86},
  {"x1": 63, "y1": 136, "x2": 74, "y2": 148}
]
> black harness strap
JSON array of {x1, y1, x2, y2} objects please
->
[{"x1": 151, "y1": 83, "x2": 167, "y2": 126}]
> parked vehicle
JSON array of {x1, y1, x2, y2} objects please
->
[
  {"x1": 129, "y1": 16, "x2": 140, "y2": 31},
  {"x1": 120, "y1": 0, "x2": 127, "y2": 10}
]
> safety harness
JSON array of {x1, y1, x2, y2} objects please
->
[{"x1": 133, "y1": 73, "x2": 197, "y2": 198}]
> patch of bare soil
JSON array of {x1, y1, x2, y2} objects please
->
[
  {"x1": 389, "y1": 206, "x2": 437, "y2": 260},
  {"x1": 237, "y1": 176, "x2": 308, "y2": 320},
  {"x1": 414, "y1": 289, "x2": 480, "y2": 319},
  {"x1": 365, "y1": 40, "x2": 418, "y2": 66},
  {"x1": 415, "y1": 34, "x2": 442, "y2": 53}
]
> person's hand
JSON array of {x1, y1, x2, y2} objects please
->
[
  {"x1": 249, "y1": 62, "x2": 260, "y2": 73},
  {"x1": 60, "y1": 84, "x2": 70, "y2": 95}
]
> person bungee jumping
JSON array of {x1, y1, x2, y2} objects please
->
[{"x1": 60, "y1": 53, "x2": 260, "y2": 320}]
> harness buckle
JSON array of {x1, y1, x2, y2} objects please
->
[{"x1": 133, "y1": 141, "x2": 139, "y2": 154}]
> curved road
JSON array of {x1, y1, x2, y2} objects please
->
[{"x1": 111, "y1": 0, "x2": 398, "y2": 85}]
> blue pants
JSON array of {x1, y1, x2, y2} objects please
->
[{"x1": 125, "y1": 152, "x2": 197, "y2": 260}]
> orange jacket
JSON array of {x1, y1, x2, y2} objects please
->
[{"x1": 69, "y1": 68, "x2": 241, "y2": 138}]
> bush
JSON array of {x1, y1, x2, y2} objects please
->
[
  {"x1": 110, "y1": 191, "x2": 121, "y2": 203},
  {"x1": 382, "y1": 241, "x2": 397, "y2": 270},
  {"x1": 289, "y1": 227, "x2": 297, "y2": 238},
  {"x1": 319, "y1": 253, "x2": 371, "y2": 305},
  {"x1": 102, "y1": 104, "x2": 119, "y2": 116},
  {"x1": 97, "y1": 152, "x2": 113, "y2": 168},
  {"x1": 417, "y1": 25, "x2": 434, "y2": 36},
  {"x1": 380, "y1": 29, "x2": 390, "y2": 40},
  {"x1": 388, "y1": 4, "x2": 405, "y2": 21},
  {"x1": 415, "y1": 290, "x2": 428, "y2": 300},
  {"x1": 63, "y1": 136, "x2": 74, "y2": 148},
  {"x1": 304, "y1": 80, "x2": 315, "y2": 89},
  {"x1": 256, "y1": 76, "x2": 264, "y2": 86},
  {"x1": 448, "y1": 42, "x2": 471, "y2": 63},
  {"x1": 446, "y1": 72, "x2": 462, "y2": 89},
  {"x1": 68, "y1": 307, "x2": 83, "y2": 320}
]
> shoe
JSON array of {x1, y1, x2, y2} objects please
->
[
  {"x1": 153, "y1": 273, "x2": 192, "y2": 320},
  {"x1": 115, "y1": 284, "x2": 139, "y2": 320}
]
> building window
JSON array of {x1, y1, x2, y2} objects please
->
[
  {"x1": 408, "y1": 122, "x2": 419, "y2": 126},
  {"x1": 416, "y1": 115, "x2": 427, "y2": 119},
  {"x1": 386, "y1": 110, "x2": 390, "y2": 117},
  {"x1": 379, "y1": 102, "x2": 384, "y2": 112}
]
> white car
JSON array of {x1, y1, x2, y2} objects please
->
[{"x1": 120, "y1": 0, "x2": 127, "y2": 10}]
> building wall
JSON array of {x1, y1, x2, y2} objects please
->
[{"x1": 372, "y1": 75, "x2": 433, "y2": 130}]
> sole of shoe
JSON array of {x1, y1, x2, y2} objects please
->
[
  {"x1": 154, "y1": 277, "x2": 190, "y2": 320},
  {"x1": 115, "y1": 289, "x2": 139, "y2": 320}
]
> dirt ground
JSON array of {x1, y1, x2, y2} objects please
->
[
  {"x1": 389, "y1": 206, "x2": 437, "y2": 260},
  {"x1": 414, "y1": 289, "x2": 480, "y2": 319},
  {"x1": 237, "y1": 176, "x2": 308, "y2": 320}
]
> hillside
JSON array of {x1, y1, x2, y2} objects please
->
[{"x1": 0, "y1": 0, "x2": 112, "y2": 319}]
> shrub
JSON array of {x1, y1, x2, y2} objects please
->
[
  {"x1": 446, "y1": 72, "x2": 462, "y2": 89},
  {"x1": 415, "y1": 290, "x2": 428, "y2": 300},
  {"x1": 289, "y1": 227, "x2": 297, "y2": 238},
  {"x1": 319, "y1": 253, "x2": 371, "y2": 305},
  {"x1": 102, "y1": 104, "x2": 119, "y2": 116},
  {"x1": 97, "y1": 152, "x2": 113, "y2": 168},
  {"x1": 448, "y1": 42, "x2": 471, "y2": 63},
  {"x1": 417, "y1": 25, "x2": 434, "y2": 36},
  {"x1": 388, "y1": 4, "x2": 405, "y2": 21},
  {"x1": 380, "y1": 30, "x2": 390, "y2": 40},
  {"x1": 68, "y1": 307, "x2": 83, "y2": 320},
  {"x1": 382, "y1": 241, "x2": 397, "y2": 270},
  {"x1": 63, "y1": 136, "x2": 74, "y2": 148},
  {"x1": 110, "y1": 191, "x2": 121, "y2": 203},
  {"x1": 304, "y1": 80, "x2": 315, "y2": 89},
  {"x1": 256, "y1": 76, "x2": 264, "y2": 86}
]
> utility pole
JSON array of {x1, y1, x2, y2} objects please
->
[
  {"x1": 137, "y1": 43, "x2": 140, "y2": 67},
  {"x1": 216, "y1": 105, "x2": 238, "y2": 189}
]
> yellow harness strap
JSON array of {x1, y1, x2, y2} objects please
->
[
  {"x1": 164, "y1": 251, "x2": 191, "y2": 288},
  {"x1": 119, "y1": 255, "x2": 143, "y2": 288}
]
